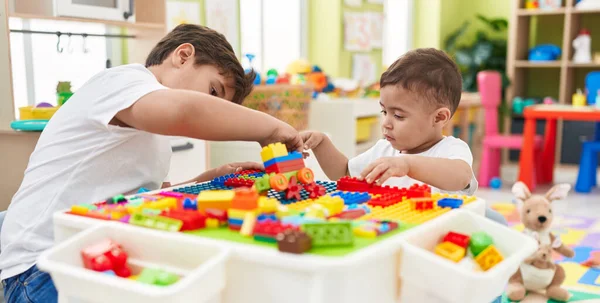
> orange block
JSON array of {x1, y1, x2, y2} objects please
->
[{"x1": 232, "y1": 187, "x2": 259, "y2": 210}]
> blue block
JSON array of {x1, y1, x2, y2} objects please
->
[
  {"x1": 331, "y1": 191, "x2": 371, "y2": 205},
  {"x1": 137, "y1": 187, "x2": 150, "y2": 193},
  {"x1": 103, "y1": 270, "x2": 116, "y2": 276},
  {"x1": 575, "y1": 141, "x2": 600, "y2": 193},
  {"x1": 228, "y1": 218, "x2": 244, "y2": 226},
  {"x1": 437, "y1": 198, "x2": 463, "y2": 209},
  {"x1": 183, "y1": 198, "x2": 197, "y2": 210},
  {"x1": 263, "y1": 152, "x2": 303, "y2": 168},
  {"x1": 257, "y1": 214, "x2": 277, "y2": 222}
]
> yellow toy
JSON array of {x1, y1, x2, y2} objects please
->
[
  {"x1": 475, "y1": 245, "x2": 504, "y2": 271},
  {"x1": 434, "y1": 241, "x2": 466, "y2": 263}
]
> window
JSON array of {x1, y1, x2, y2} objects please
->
[
  {"x1": 383, "y1": 0, "x2": 413, "y2": 66},
  {"x1": 240, "y1": 0, "x2": 306, "y2": 74},
  {"x1": 9, "y1": 18, "x2": 109, "y2": 116}
]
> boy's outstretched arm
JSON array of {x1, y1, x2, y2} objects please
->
[
  {"x1": 115, "y1": 89, "x2": 303, "y2": 152},
  {"x1": 360, "y1": 156, "x2": 472, "y2": 192},
  {"x1": 302, "y1": 131, "x2": 349, "y2": 180}
]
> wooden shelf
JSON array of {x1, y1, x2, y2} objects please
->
[
  {"x1": 517, "y1": 8, "x2": 566, "y2": 15},
  {"x1": 568, "y1": 62, "x2": 600, "y2": 68},
  {"x1": 9, "y1": 13, "x2": 165, "y2": 30},
  {"x1": 570, "y1": 8, "x2": 600, "y2": 14},
  {"x1": 515, "y1": 60, "x2": 562, "y2": 68}
]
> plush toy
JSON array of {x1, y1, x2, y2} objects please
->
[{"x1": 507, "y1": 181, "x2": 575, "y2": 302}]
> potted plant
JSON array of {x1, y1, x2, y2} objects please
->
[{"x1": 56, "y1": 81, "x2": 73, "y2": 106}]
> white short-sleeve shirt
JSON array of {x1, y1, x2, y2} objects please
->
[
  {"x1": 348, "y1": 137, "x2": 478, "y2": 195},
  {"x1": 0, "y1": 64, "x2": 172, "y2": 280}
]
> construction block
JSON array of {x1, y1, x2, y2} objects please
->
[
  {"x1": 196, "y1": 190, "x2": 235, "y2": 211},
  {"x1": 240, "y1": 212, "x2": 257, "y2": 236},
  {"x1": 407, "y1": 183, "x2": 432, "y2": 198},
  {"x1": 437, "y1": 198, "x2": 463, "y2": 209},
  {"x1": 443, "y1": 231, "x2": 470, "y2": 248},
  {"x1": 258, "y1": 197, "x2": 279, "y2": 213},
  {"x1": 253, "y1": 220, "x2": 296, "y2": 239},
  {"x1": 206, "y1": 218, "x2": 219, "y2": 228},
  {"x1": 227, "y1": 208, "x2": 257, "y2": 220},
  {"x1": 474, "y1": 244, "x2": 504, "y2": 271},
  {"x1": 435, "y1": 241, "x2": 466, "y2": 262},
  {"x1": 314, "y1": 196, "x2": 344, "y2": 216},
  {"x1": 71, "y1": 205, "x2": 90, "y2": 215},
  {"x1": 285, "y1": 176, "x2": 303, "y2": 200},
  {"x1": 210, "y1": 174, "x2": 236, "y2": 187},
  {"x1": 232, "y1": 187, "x2": 259, "y2": 210},
  {"x1": 330, "y1": 209, "x2": 366, "y2": 220},
  {"x1": 368, "y1": 193, "x2": 404, "y2": 208},
  {"x1": 260, "y1": 143, "x2": 288, "y2": 162},
  {"x1": 183, "y1": 198, "x2": 197, "y2": 210},
  {"x1": 410, "y1": 198, "x2": 435, "y2": 211},
  {"x1": 205, "y1": 208, "x2": 228, "y2": 222},
  {"x1": 469, "y1": 231, "x2": 494, "y2": 256},
  {"x1": 263, "y1": 151, "x2": 303, "y2": 167},
  {"x1": 161, "y1": 209, "x2": 206, "y2": 231},
  {"x1": 159, "y1": 191, "x2": 184, "y2": 198},
  {"x1": 269, "y1": 173, "x2": 290, "y2": 191},
  {"x1": 337, "y1": 176, "x2": 401, "y2": 195},
  {"x1": 276, "y1": 229, "x2": 312, "y2": 254},
  {"x1": 129, "y1": 213, "x2": 183, "y2": 232},
  {"x1": 265, "y1": 159, "x2": 305, "y2": 174},
  {"x1": 254, "y1": 174, "x2": 272, "y2": 192},
  {"x1": 235, "y1": 169, "x2": 264, "y2": 176},
  {"x1": 301, "y1": 222, "x2": 354, "y2": 247},
  {"x1": 224, "y1": 177, "x2": 255, "y2": 188},
  {"x1": 331, "y1": 191, "x2": 371, "y2": 205},
  {"x1": 304, "y1": 182, "x2": 326, "y2": 198},
  {"x1": 137, "y1": 268, "x2": 179, "y2": 286}
]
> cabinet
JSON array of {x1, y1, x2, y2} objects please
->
[
  {"x1": 55, "y1": 0, "x2": 134, "y2": 22},
  {"x1": 167, "y1": 137, "x2": 207, "y2": 184}
]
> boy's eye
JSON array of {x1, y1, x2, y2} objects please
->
[
  {"x1": 394, "y1": 114, "x2": 404, "y2": 120},
  {"x1": 210, "y1": 87, "x2": 218, "y2": 97},
  {"x1": 380, "y1": 110, "x2": 387, "y2": 115}
]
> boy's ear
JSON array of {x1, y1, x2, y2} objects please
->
[
  {"x1": 171, "y1": 43, "x2": 195, "y2": 67},
  {"x1": 434, "y1": 107, "x2": 452, "y2": 126}
]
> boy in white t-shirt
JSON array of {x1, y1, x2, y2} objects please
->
[
  {"x1": 0, "y1": 24, "x2": 302, "y2": 302},
  {"x1": 302, "y1": 49, "x2": 506, "y2": 224}
]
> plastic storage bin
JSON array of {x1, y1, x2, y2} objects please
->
[
  {"x1": 398, "y1": 209, "x2": 538, "y2": 303},
  {"x1": 38, "y1": 222, "x2": 230, "y2": 303},
  {"x1": 356, "y1": 117, "x2": 378, "y2": 142},
  {"x1": 19, "y1": 106, "x2": 59, "y2": 120}
]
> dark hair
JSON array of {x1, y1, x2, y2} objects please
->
[
  {"x1": 145, "y1": 24, "x2": 255, "y2": 104},
  {"x1": 380, "y1": 48, "x2": 462, "y2": 114}
]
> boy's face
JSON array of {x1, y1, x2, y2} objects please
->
[
  {"x1": 379, "y1": 85, "x2": 449, "y2": 153},
  {"x1": 159, "y1": 44, "x2": 235, "y2": 101}
]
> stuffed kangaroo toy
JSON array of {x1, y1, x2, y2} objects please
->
[{"x1": 507, "y1": 181, "x2": 575, "y2": 302}]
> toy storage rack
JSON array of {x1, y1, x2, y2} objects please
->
[
  {"x1": 49, "y1": 181, "x2": 538, "y2": 303},
  {"x1": 242, "y1": 85, "x2": 313, "y2": 131},
  {"x1": 505, "y1": 0, "x2": 600, "y2": 163}
]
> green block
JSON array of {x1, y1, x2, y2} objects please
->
[
  {"x1": 301, "y1": 222, "x2": 354, "y2": 247},
  {"x1": 137, "y1": 268, "x2": 160, "y2": 285},
  {"x1": 129, "y1": 213, "x2": 183, "y2": 232},
  {"x1": 80, "y1": 203, "x2": 97, "y2": 210},
  {"x1": 469, "y1": 231, "x2": 493, "y2": 256},
  {"x1": 112, "y1": 194, "x2": 126, "y2": 203},
  {"x1": 155, "y1": 271, "x2": 179, "y2": 286},
  {"x1": 142, "y1": 209, "x2": 161, "y2": 215},
  {"x1": 253, "y1": 235, "x2": 277, "y2": 243},
  {"x1": 254, "y1": 175, "x2": 271, "y2": 192}
]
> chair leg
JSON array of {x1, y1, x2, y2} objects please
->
[
  {"x1": 534, "y1": 148, "x2": 546, "y2": 185},
  {"x1": 576, "y1": 144, "x2": 594, "y2": 193},
  {"x1": 479, "y1": 145, "x2": 492, "y2": 187},
  {"x1": 591, "y1": 150, "x2": 598, "y2": 187}
]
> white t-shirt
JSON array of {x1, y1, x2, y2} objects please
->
[
  {"x1": 348, "y1": 137, "x2": 478, "y2": 195},
  {"x1": 0, "y1": 64, "x2": 172, "y2": 280}
]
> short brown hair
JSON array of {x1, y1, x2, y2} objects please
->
[
  {"x1": 380, "y1": 48, "x2": 462, "y2": 114},
  {"x1": 146, "y1": 24, "x2": 255, "y2": 104}
]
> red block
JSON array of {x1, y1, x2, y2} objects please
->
[
  {"x1": 235, "y1": 169, "x2": 264, "y2": 176},
  {"x1": 304, "y1": 182, "x2": 326, "y2": 199},
  {"x1": 161, "y1": 209, "x2": 206, "y2": 231},
  {"x1": 285, "y1": 176, "x2": 302, "y2": 200},
  {"x1": 443, "y1": 231, "x2": 470, "y2": 248},
  {"x1": 337, "y1": 176, "x2": 403, "y2": 195},
  {"x1": 407, "y1": 183, "x2": 431, "y2": 198},
  {"x1": 81, "y1": 239, "x2": 130, "y2": 273},
  {"x1": 205, "y1": 208, "x2": 228, "y2": 222},
  {"x1": 368, "y1": 193, "x2": 404, "y2": 208},
  {"x1": 253, "y1": 220, "x2": 296, "y2": 237},
  {"x1": 329, "y1": 209, "x2": 366, "y2": 219},
  {"x1": 265, "y1": 159, "x2": 305, "y2": 174},
  {"x1": 224, "y1": 177, "x2": 255, "y2": 188}
]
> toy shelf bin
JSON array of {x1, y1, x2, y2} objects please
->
[
  {"x1": 38, "y1": 222, "x2": 230, "y2": 303},
  {"x1": 398, "y1": 210, "x2": 537, "y2": 303},
  {"x1": 356, "y1": 116, "x2": 378, "y2": 142},
  {"x1": 19, "y1": 106, "x2": 58, "y2": 120}
]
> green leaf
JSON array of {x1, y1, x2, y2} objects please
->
[
  {"x1": 455, "y1": 49, "x2": 474, "y2": 68},
  {"x1": 476, "y1": 14, "x2": 508, "y2": 31},
  {"x1": 462, "y1": 69, "x2": 477, "y2": 92},
  {"x1": 444, "y1": 21, "x2": 470, "y2": 54},
  {"x1": 472, "y1": 41, "x2": 494, "y2": 66}
]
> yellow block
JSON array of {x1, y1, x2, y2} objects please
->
[
  {"x1": 144, "y1": 198, "x2": 177, "y2": 210},
  {"x1": 197, "y1": 190, "x2": 235, "y2": 211},
  {"x1": 258, "y1": 197, "x2": 279, "y2": 213},
  {"x1": 260, "y1": 143, "x2": 288, "y2": 162},
  {"x1": 240, "y1": 213, "x2": 257, "y2": 237},
  {"x1": 228, "y1": 208, "x2": 257, "y2": 219},
  {"x1": 126, "y1": 204, "x2": 143, "y2": 214},
  {"x1": 475, "y1": 245, "x2": 504, "y2": 271},
  {"x1": 353, "y1": 227, "x2": 377, "y2": 238},
  {"x1": 315, "y1": 196, "x2": 344, "y2": 216},
  {"x1": 206, "y1": 218, "x2": 219, "y2": 228},
  {"x1": 71, "y1": 205, "x2": 89, "y2": 215},
  {"x1": 435, "y1": 241, "x2": 466, "y2": 263}
]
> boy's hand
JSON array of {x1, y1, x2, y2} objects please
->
[
  {"x1": 214, "y1": 162, "x2": 264, "y2": 177},
  {"x1": 259, "y1": 123, "x2": 303, "y2": 153},
  {"x1": 301, "y1": 131, "x2": 327, "y2": 150},
  {"x1": 359, "y1": 157, "x2": 411, "y2": 185}
]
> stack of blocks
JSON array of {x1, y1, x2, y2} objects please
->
[{"x1": 434, "y1": 231, "x2": 504, "y2": 271}]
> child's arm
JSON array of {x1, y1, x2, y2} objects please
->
[
  {"x1": 115, "y1": 89, "x2": 302, "y2": 151},
  {"x1": 360, "y1": 156, "x2": 472, "y2": 191},
  {"x1": 302, "y1": 131, "x2": 349, "y2": 180}
]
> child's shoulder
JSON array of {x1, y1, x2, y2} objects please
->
[{"x1": 427, "y1": 136, "x2": 472, "y2": 158}]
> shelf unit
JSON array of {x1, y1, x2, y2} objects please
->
[{"x1": 506, "y1": 0, "x2": 600, "y2": 164}]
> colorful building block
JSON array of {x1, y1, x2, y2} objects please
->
[
  {"x1": 232, "y1": 187, "x2": 259, "y2": 210},
  {"x1": 314, "y1": 196, "x2": 344, "y2": 216},
  {"x1": 137, "y1": 268, "x2": 179, "y2": 286},
  {"x1": 435, "y1": 241, "x2": 466, "y2": 262},
  {"x1": 407, "y1": 183, "x2": 432, "y2": 198},
  {"x1": 474, "y1": 244, "x2": 504, "y2": 271},
  {"x1": 263, "y1": 151, "x2": 303, "y2": 167},
  {"x1": 409, "y1": 198, "x2": 435, "y2": 211},
  {"x1": 258, "y1": 197, "x2": 279, "y2": 213},
  {"x1": 183, "y1": 198, "x2": 197, "y2": 210},
  {"x1": 159, "y1": 191, "x2": 183, "y2": 198},
  {"x1": 437, "y1": 198, "x2": 463, "y2": 209},
  {"x1": 196, "y1": 190, "x2": 234, "y2": 211},
  {"x1": 469, "y1": 231, "x2": 494, "y2": 256},
  {"x1": 224, "y1": 177, "x2": 255, "y2": 188},
  {"x1": 301, "y1": 222, "x2": 354, "y2": 247},
  {"x1": 240, "y1": 212, "x2": 257, "y2": 236},
  {"x1": 253, "y1": 220, "x2": 296, "y2": 241},
  {"x1": 205, "y1": 208, "x2": 228, "y2": 222},
  {"x1": 330, "y1": 209, "x2": 366, "y2": 220},
  {"x1": 331, "y1": 191, "x2": 371, "y2": 205},
  {"x1": 337, "y1": 176, "x2": 402, "y2": 195},
  {"x1": 276, "y1": 229, "x2": 312, "y2": 254},
  {"x1": 443, "y1": 231, "x2": 470, "y2": 248},
  {"x1": 129, "y1": 213, "x2": 183, "y2": 232},
  {"x1": 81, "y1": 239, "x2": 131, "y2": 277},
  {"x1": 161, "y1": 209, "x2": 206, "y2": 231},
  {"x1": 260, "y1": 143, "x2": 288, "y2": 162},
  {"x1": 254, "y1": 174, "x2": 272, "y2": 192},
  {"x1": 368, "y1": 192, "x2": 404, "y2": 208},
  {"x1": 304, "y1": 182, "x2": 326, "y2": 199},
  {"x1": 265, "y1": 159, "x2": 305, "y2": 174},
  {"x1": 285, "y1": 176, "x2": 302, "y2": 200}
]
